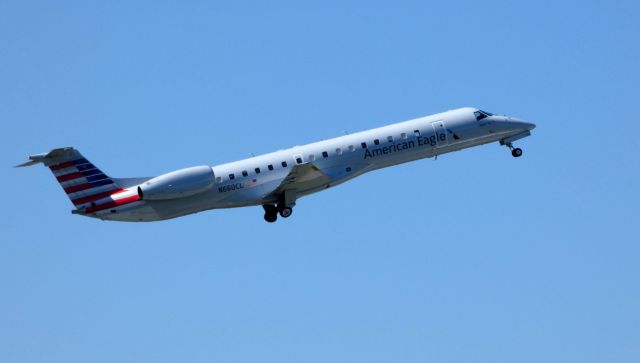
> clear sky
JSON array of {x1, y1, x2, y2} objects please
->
[{"x1": 1, "y1": 1, "x2": 639, "y2": 362}]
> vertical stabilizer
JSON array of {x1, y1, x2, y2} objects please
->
[{"x1": 17, "y1": 147, "x2": 124, "y2": 209}]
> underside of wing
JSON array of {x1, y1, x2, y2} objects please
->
[{"x1": 270, "y1": 163, "x2": 332, "y2": 197}]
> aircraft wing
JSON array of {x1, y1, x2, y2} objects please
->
[{"x1": 269, "y1": 162, "x2": 332, "y2": 198}]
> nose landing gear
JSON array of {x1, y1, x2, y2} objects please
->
[{"x1": 504, "y1": 142, "x2": 523, "y2": 158}]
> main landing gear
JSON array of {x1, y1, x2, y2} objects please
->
[
  {"x1": 262, "y1": 204, "x2": 294, "y2": 223},
  {"x1": 263, "y1": 204, "x2": 279, "y2": 223},
  {"x1": 262, "y1": 190, "x2": 296, "y2": 223},
  {"x1": 504, "y1": 142, "x2": 523, "y2": 158}
]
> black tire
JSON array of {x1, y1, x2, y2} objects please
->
[
  {"x1": 512, "y1": 148, "x2": 523, "y2": 157},
  {"x1": 262, "y1": 204, "x2": 278, "y2": 223},
  {"x1": 279, "y1": 207, "x2": 293, "y2": 218},
  {"x1": 264, "y1": 212, "x2": 277, "y2": 223}
]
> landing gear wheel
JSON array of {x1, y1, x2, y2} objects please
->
[
  {"x1": 262, "y1": 204, "x2": 278, "y2": 223},
  {"x1": 264, "y1": 212, "x2": 277, "y2": 223},
  {"x1": 511, "y1": 148, "x2": 523, "y2": 158},
  {"x1": 279, "y1": 207, "x2": 293, "y2": 218}
]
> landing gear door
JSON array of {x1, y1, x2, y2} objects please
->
[{"x1": 432, "y1": 120, "x2": 449, "y2": 147}]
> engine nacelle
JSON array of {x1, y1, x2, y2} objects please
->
[{"x1": 137, "y1": 165, "x2": 215, "y2": 201}]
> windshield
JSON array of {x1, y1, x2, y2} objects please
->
[{"x1": 474, "y1": 109, "x2": 493, "y2": 121}]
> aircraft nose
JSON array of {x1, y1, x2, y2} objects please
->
[
  {"x1": 522, "y1": 121, "x2": 536, "y2": 131},
  {"x1": 507, "y1": 117, "x2": 536, "y2": 131}
]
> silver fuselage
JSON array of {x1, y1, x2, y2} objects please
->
[{"x1": 97, "y1": 107, "x2": 535, "y2": 221}]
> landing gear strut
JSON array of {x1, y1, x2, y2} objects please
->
[{"x1": 505, "y1": 142, "x2": 523, "y2": 158}]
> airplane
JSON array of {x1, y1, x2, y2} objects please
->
[{"x1": 17, "y1": 107, "x2": 535, "y2": 223}]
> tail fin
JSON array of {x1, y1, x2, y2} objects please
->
[{"x1": 17, "y1": 147, "x2": 124, "y2": 208}]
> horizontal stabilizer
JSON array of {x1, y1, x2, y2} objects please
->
[
  {"x1": 15, "y1": 158, "x2": 45, "y2": 167},
  {"x1": 15, "y1": 147, "x2": 76, "y2": 168}
]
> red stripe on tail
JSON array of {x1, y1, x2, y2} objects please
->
[
  {"x1": 72, "y1": 189, "x2": 125, "y2": 205},
  {"x1": 84, "y1": 194, "x2": 140, "y2": 213},
  {"x1": 56, "y1": 172, "x2": 84, "y2": 182},
  {"x1": 64, "y1": 183, "x2": 92, "y2": 193},
  {"x1": 50, "y1": 161, "x2": 76, "y2": 171}
]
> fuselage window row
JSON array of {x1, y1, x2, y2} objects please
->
[{"x1": 221, "y1": 129, "x2": 424, "y2": 182}]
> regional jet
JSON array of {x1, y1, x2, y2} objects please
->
[{"x1": 18, "y1": 107, "x2": 535, "y2": 223}]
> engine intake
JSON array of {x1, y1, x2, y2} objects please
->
[{"x1": 137, "y1": 165, "x2": 215, "y2": 201}]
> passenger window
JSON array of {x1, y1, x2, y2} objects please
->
[
  {"x1": 229, "y1": 173, "x2": 235, "y2": 180},
  {"x1": 387, "y1": 136, "x2": 393, "y2": 143},
  {"x1": 374, "y1": 139, "x2": 380, "y2": 145},
  {"x1": 346, "y1": 167, "x2": 352, "y2": 172},
  {"x1": 281, "y1": 161, "x2": 288, "y2": 167},
  {"x1": 268, "y1": 164, "x2": 274, "y2": 171},
  {"x1": 296, "y1": 157, "x2": 302, "y2": 164},
  {"x1": 255, "y1": 167, "x2": 261, "y2": 174},
  {"x1": 242, "y1": 170, "x2": 248, "y2": 177},
  {"x1": 401, "y1": 132, "x2": 407, "y2": 139},
  {"x1": 361, "y1": 142, "x2": 367, "y2": 149},
  {"x1": 414, "y1": 130, "x2": 420, "y2": 137},
  {"x1": 348, "y1": 145, "x2": 355, "y2": 152},
  {"x1": 336, "y1": 148, "x2": 343, "y2": 155},
  {"x1": 215, "y1": 176, "x2": 222, "y2": 183},
  {"x1": 322, "y1": 151, "x2": 328, "y2": 158}
]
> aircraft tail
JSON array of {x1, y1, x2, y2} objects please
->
[{"x1": 17, "y1": 147, "x2": 124, "y2": 209}]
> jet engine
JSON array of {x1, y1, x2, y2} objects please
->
[{"x1": 137, "y1": 165, "x2": 215, "y2": 200}]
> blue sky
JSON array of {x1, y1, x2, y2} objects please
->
[{"x1": 1, "y1": 1, "x2": 639, "y2": 362}]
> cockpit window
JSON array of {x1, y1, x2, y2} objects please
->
[{"x1": 474, "y1": 110, "x2": 493, "y2": 121}]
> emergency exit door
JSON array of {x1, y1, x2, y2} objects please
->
[{"x1": 431, "y1": 120, "x2": 449, "y2": 147}]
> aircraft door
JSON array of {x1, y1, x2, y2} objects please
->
[{"x1": 432, "y1": 121, "x2": 449, "y2": 147}]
